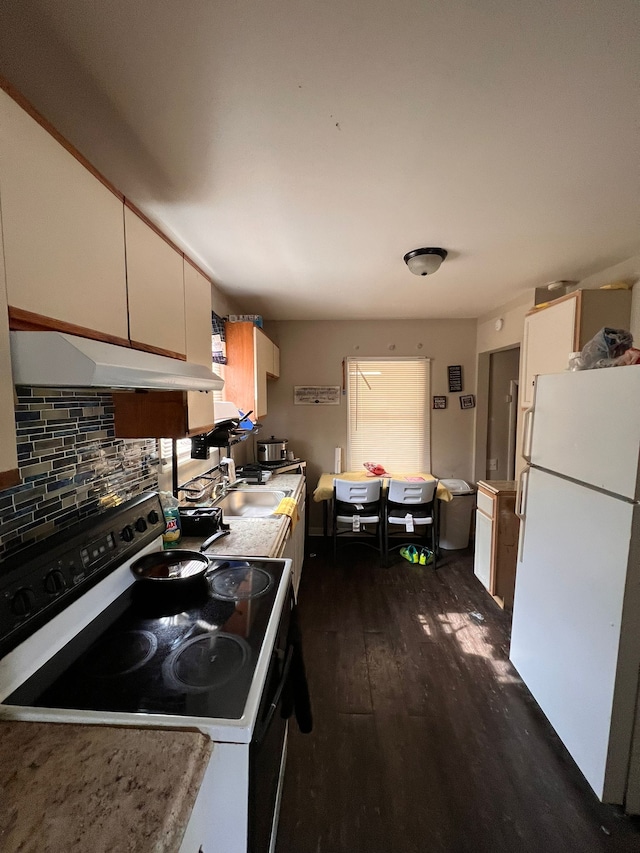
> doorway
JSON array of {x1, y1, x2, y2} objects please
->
[{"x1": 485, "y1": 348, "x2": 520, "y2": 481}]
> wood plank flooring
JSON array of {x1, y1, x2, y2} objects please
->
[{"x1": 276, "y1": 542, "x2": 640, "y2": 853}]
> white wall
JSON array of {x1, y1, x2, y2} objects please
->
[
  {"x1": 260, "y1": 319, "x2": 477, "y2": 531},
  {"x1": 476, "y1": 291, "x2": 535, "y2": 353}
]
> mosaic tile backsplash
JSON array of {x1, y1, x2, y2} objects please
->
[{"x1": 0, "y1": 388, "x2": 159, "y2": 564}]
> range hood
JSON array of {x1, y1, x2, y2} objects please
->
[{"x1": 9, "y1": 332, "x2": 225, "y2": 392}]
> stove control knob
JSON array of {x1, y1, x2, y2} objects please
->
[
  {"x1": 121, "y1": 525, "x2": 135, "y2": 543},
  {"x1": 147, "y1": 509, "x2": 160, "y2": 525},
  {"x1": 135, "y1": 517, "x2": 148, "y2": 533},
  {"x1": 11, "y1": 587, "x2": 36, "y2": 617},
  {"x1": 44, "y1": 569, "x2": 67, "y2": 596}
]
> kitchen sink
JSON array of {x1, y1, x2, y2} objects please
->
[{"x1": 213, "y1": 488, "x2": 291, "y2": 518}]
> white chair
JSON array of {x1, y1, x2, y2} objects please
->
[
  {"x1": 384, "y1": 479, "x2": 438, "y2": 568},
  {"x1": 332, "y1": 478, "x2": 384, "y2": 564}
]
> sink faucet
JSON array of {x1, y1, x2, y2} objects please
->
[
  {"x1": 225, "y1": 477, "x2": 248, "y2": 490},
  {"x1": 212, "y1": 476, "x2": 248, "y2": 501}
]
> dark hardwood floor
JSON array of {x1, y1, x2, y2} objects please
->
[{"x1": 276, "y1": 541, "x2": 640, "y2": 853}]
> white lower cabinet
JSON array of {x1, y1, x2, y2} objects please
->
[
  {"x1": 473, "y1": 509, "x2": 493, "y2": 591},
  {"x1": 473, "y1": 481, "x2": 520, "y2": 609},
  {"x1": 283, "y1": 490, "x2": 306, "y2": 599}
]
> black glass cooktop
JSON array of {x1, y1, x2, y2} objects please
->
[{"x1": 5, "y1": 559, "x2": 286, "y2": 721}]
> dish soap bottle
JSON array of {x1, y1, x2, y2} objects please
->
[{"x1": 159, "y1": 491, "x2": 181, "y2": 548}]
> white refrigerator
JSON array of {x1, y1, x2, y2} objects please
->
[{"x1": 510, "y1": 366, "x2": 640, "y2": 812}]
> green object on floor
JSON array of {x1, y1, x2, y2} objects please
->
[
  {"x1": 419, "y1": 547, "x2": 434, "y2": 566},
  {"x1": 400, "y1": 545, "x2": 419, "y2": 564}
]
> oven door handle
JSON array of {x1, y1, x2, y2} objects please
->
[{"x1": 253, "y1": 644, "x2": 294, "y2": 746}]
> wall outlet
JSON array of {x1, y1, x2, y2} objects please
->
[{"x1": 487, "y1": 458, "x2": 498, "y2": 471}]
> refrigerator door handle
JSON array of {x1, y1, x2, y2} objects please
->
[
  {"x1": 522, "y1": 407, "x2": 534, "y2": 463},
  {"x1": 516, "y1": 465, "x2": 530, "y2": 563}
]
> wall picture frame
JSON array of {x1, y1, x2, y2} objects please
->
[
  {"x1": 293, "y1": 385, "x2": 341, "y2": 405},
  {"x1": 433, "y1": 396, "x2": 447, "y2": 409},
  {"x1": 459, "y1": 394, "x2": 476, "y2": 409},
  {"x1": 448, "y1": 365, "x2": 463, "y2": 393}
]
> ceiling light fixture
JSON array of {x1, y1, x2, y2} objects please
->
[{"x1": 403, "y1": 247, "x2": 448, "y2": 276}]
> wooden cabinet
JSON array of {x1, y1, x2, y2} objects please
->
[
  {"x1": 0, "y1": 88, "x2": 129, "y2": 344},
  {"x1": 0, "y1": 203, "x2": 19, "y2": 490},
  {"x1": 124, "y1": 206, "x2": 186, "y2": 358},
  {"x1": 473, "y1": 481, "x2": 519, "y2": 609},
  {"x1": 224, "y1": 322, "x2": 280, "y2": 419},
  {"x1": 519, "y1": 289, "x2": 631, "y2": 409}
]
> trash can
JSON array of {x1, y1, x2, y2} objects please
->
[{"x1": 438, "y1": 479, "x2": 475, "y2": 550}]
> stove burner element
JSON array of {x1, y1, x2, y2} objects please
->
[
  {"x1": 209, "y1": 565, "x2": 274, "y2": 601},
  {"x1": 89, "y1": 630, "x2": 158, "y2": 677},
  {"x1": 163, "y1": 633, "x2": 250, "y2": 692}
]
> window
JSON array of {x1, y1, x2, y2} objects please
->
[{"x1": 347, "y1": 357, "x2": 431, "y2": 471}]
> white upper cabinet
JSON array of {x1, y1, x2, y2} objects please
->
[
  {"x1": 520, "y1": 297, "x2": 576, "y2": 409},
  {"x1": 254, "y1": 327, "x2": 273, "y2": 418},
  {"x1": 0, "y1": 89, "x2": 128, "y2": 341},
  {"x1": 184, "y1": 261, "x2": 215, "y2": 433},
  {"x1": 124, "y1": 206, "x2": 186, "y2": 356},
  {"x1": 271, "y1": 338, "x2": 281, "y2": 378},
  {"x1": 519, "y1": 289, "x2": 632, "y2": 409},
  {"x1": 0, "y1": 201, "x2": 19, "y2": 488}
]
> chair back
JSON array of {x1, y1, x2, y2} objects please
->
[
  {"x1": 387, "y1": 478, "x2": 437, "y2": 505},
  {"x1": 334, "y1": 478, "x2": 382, "y2": 504}
]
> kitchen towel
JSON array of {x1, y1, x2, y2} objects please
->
[{"x1": 273, "y1": 497, "x2": 299, "y2": 531}]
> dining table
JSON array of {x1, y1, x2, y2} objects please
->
[{"x1": 313, "y1": 471, "x2": 453, "y2": 538}]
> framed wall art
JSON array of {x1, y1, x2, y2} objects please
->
[
  {"x1": 294, "y1": 385, "x2": 341, "y2": 405},
  {"x1": 448, "y1": 365, "x2": 463, "y2": 393},
  {"x1": 459, "y1": 394, "x2": 476, "y2": 409},
  {"x1": 433, "y1": 396, "x2": 447, "y2": 409}
]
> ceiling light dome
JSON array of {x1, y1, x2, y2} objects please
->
[{"x1": 403, "y1": 247, "x2": 448, "y2": 276}]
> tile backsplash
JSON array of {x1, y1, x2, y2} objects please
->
[{"x1": 0, "y1": 388, "x2": 159, "y2": 563}]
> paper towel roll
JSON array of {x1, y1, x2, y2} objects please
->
[{"x1": 333, "y1": 447, "x2": 342, "y2": 474}]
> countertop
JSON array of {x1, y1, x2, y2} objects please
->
[
  {"x1": 477, "y1": 479, "x2": 517, "y2": 494},
  {"x1": 0, "y1": 721, "x2": 213, "y2": 853},
  {"x1": 181, "y1": 473, "x2": 305, "y2": 558}
]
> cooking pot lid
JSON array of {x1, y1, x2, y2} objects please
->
[
  {"x1": 208, "y1": 563, "x2": 274, "y2": 600},
  {"x1": 258, "y1": 437, "x2": 288, "y2": 444}
]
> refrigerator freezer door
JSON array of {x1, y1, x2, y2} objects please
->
[
  {"x1": 510, "y1": 466, "x2": 640, "y2": 803},
  {"x1": 530, "y1": 367, "x2": 640, "y2": 500}
]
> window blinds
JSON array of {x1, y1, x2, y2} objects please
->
[{"x1": 347, "y1": 357, "x2": 431, "y2": 472}]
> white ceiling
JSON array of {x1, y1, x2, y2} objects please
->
[{"x1": 1, "y1": 0, "x2": 639, "y2": 320}]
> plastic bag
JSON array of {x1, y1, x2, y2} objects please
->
[
  {"x1": 614, "y1": 347, "x2": 640, "y2": 366},
  {"x1": 576, "y1": 327, "x2": 633, "y2": 369},
  {"x1": 363, "y1": 462, "x2": 387, "y2": 476}
]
